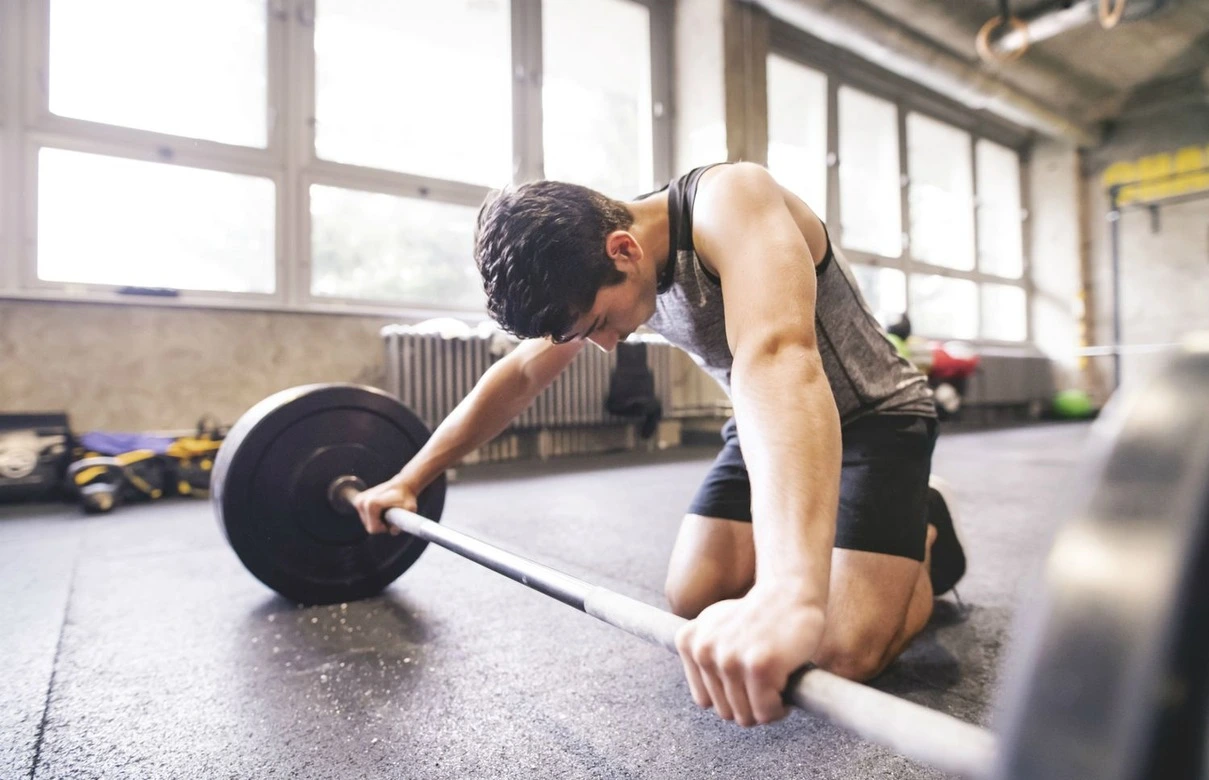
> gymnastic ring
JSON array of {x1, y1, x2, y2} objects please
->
[
  {"x1": 975, "y1": 15, "x2": 1030, "y2": 65},
  {"x1": 1099, "y1": 0, "x2": 1126, "y2": 29}
]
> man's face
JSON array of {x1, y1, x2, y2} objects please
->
[{"x1": 562, "y1": 271, "x2": 657, "y2": 353}]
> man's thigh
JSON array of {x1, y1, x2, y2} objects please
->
[
  {"x1": 818, "y1": 547, "x2": 922, "y2": 661},
  {"x1": 666, "y1": 413, "x2": 937, "y2": 630},
  {"x1": 835, "y1": 414, "x2": 938, "y2": 562},
  {"x1": 665, "y1": 514, "x2": 756, "y2": 617}
]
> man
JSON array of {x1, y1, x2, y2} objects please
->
[{"x1": 354, "y1": 162, "x2": 966, "y2": 728}]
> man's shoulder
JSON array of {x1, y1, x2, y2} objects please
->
[
  {"x1": 693, "y1": 163, "x2": 784, "y2": 228},
  {"x1": 695, "y1": 161, "x2": 776, "y2": 196}
]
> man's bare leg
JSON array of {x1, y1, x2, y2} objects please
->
[{"x1": 665, "y1": 513, "x2": 938, "y2": 682}]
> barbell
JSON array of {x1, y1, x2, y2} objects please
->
[{"x1": 211, "y1": 346, "x2": 1209, "y2": 780}]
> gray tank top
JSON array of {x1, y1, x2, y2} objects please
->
[{"x1": 642, "y1": 165, "x2": 935, "y2": 425}]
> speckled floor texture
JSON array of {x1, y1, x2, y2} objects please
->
[{"x1": 2, "y1": 421, "x2": 1095, "y2": 780}]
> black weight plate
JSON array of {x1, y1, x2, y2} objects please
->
[
  {"x1": 992, "y1": 348, "x2": 1209, "y2": 780},
  {"x1": 212, "y1": 384, "x2": 445, "y2": 605}
]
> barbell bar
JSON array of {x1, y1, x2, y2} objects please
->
[
  {"x1": 331, "y1": 482, "x2": 996, "y2": 778},
  {"x1": 212, "y1": 346, "x2": 1209, "y2": 780}
]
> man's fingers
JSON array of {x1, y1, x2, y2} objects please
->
[
  {"x1": 750, "y1": 687, "x2": 788, "y2": 725},
  {"x1": 718, "y1": 652, "x2": 755, "y2": 727},
  {"x1": 692, "y1": 641, "x2": 733, "y2": 721},
  {"x1": 675, "y1": 625, "x2": 712, "y2": 709},
  {"x1": 745, "y1": 653, "x2": 790, "y2": 725},
  {"x1": 699, "y1": 666, "x2": 732, "y2": 721},
  {"x1": 354, "y1": 496, "x2": 386, "y2": 534}
]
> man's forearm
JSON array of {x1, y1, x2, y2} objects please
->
[
  {"x1": 398, "y1": 339, "x2": 582, "y2": 491},
  {"x1": 397, "y1": 363, "x2": 533, "y2": 489},
  {"x1": 730, "y1": 345, "x2": 842, "y2": 605}
]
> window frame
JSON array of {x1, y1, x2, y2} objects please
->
[
  {"x1": 769, "y1": 21, "x2": 1034, "y2": 347},
  {"x1": 2, "y1": 0, "x2": 22, "y2": 291},
  {"x1": 0, "y1": 0, "x2": 674, "y2": 318}
]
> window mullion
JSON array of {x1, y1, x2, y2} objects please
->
[
  {"x1": 647, "y1": 0, "x2": 674, "y2": 186},
  {"x1": 971, "y1": 133, "x2": 984, "y2": 338},
  {"x1": 17, "y1": 0, "x2": 50, "y2": 291},
  {"x1": 826, "y1": 75, "x2": 840, "y2": 240},
  {"x1": 1019, "y1": 153, "x2": 1035, "y2": 343},
  {"x1": 285, "y1": 0, "x2": 314, "y2": 308},
  {"x1": 2, "y1": 0, "x2": 24, "y2": 291},
  {"x1": 513, "y1": 0, "x2": 543, "y2": 183},
  {"x1": 896, "y1": 100, "x2": 910, "y2": 266}
]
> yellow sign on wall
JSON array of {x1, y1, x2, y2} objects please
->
[{"x1": 1101, "y1": 145, "x2": 1209, "y2": 206}]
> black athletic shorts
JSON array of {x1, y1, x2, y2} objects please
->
[{"x1": 687, "y1": 414, "x2": 939, "y2": 561}]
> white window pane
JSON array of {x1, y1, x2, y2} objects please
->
[
  {"x1": 981, "y1": 283, "x2": 1027, "y2": 341},
  {"x1": 38, "y1": 149, "x2": 275, "y2": 292},
  {"x1": 909, "y1": 275, "x2": 977, "y2": 340},
  {"x1": 315, "y1": 0, "x2": 512, "y2": 185},
  {"x1": 311, "y1": 186, "x2": 483, "y2": 309},
  {"x1": 850, "y1": 264, "x2": 906, "y2": 324},
  {"x1": 542, "y1": 0, "x2": 653, "y2": 198},
  {"x1": 839, "y1": 87, "x2": 901, "y2": 258},
  {"x1": 976, "y1": 140, "x2": 1024, "y2": 278},
  {"x1": 907, "y1": 113, "x2": 974, "y2": 270},
  {"x1": 49, "y1": 0, "x2": 266, "y2": 147},
  {"x1": 767, "y1": 54, "x2": 828, "y2": 220}
]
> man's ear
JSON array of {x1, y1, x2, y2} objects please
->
[{"x1": 605, "y1": 230, "x2": 640, "y2": 271}]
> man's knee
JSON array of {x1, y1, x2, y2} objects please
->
[
  {"x1": 665, "y1": 562, "x2": 751, "y2": 619},
  {"x1": 814, "y1": 624, "x2": 899, "y2": 682},
  {"x1": 664, "y1": 514, "x2": 755, "y2": 619},
  {"x1": 664, "y1": 573, "x2": 721, "y2": 619}
]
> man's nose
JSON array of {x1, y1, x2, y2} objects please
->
[{"x1": 588, "y1": 330, "x2": 620, "y2": 353}]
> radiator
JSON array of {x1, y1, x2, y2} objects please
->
[
  {"x1": 964, "y1": 350, "x2": 1056, "y2": 407},
  {"x1": 381, "y1": 325, "x2": 678, "y2": 435}
]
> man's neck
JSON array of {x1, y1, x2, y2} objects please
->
[{"x1": 626, "y1": 191, "x2": 672, "y2": 284}]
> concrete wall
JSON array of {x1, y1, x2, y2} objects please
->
[
  {"x1": 1028, "y1": 139, "x2": 1085, "y2": 391},
  {"x1": 1083, "y1": 103, "x2": 1209, "y2": 394},
  {"x1": 0, "y1": 297, "x2": 730, "y2": 437},
  {"x1": 0, "y1": 300, "x2": 397, "y2": 432}
]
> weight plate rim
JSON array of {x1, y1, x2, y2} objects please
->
[
  {"x1": 213, "y1": 383, "x2": 446, "y2": 604},
  {"x1": 992, "y1": 351, "x2": 1209, "y2": 780}
]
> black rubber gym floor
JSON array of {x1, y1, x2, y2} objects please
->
[{"x1": 2, "y1": 422, "x2": 1092, "y2": 779}]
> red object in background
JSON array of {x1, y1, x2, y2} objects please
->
[{"x1": 929, "y1": 343, "x2": 980, "y2": 382}]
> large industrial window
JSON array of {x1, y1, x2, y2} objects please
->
[
  {"x1": 38, "y1": 149, "x2": 276, "y2": 293},
  {"x1": 49, "y1": 0, "x2": 268, "y2": 148},
  {"x1": 976, "y1": 140, "x2": 1025, "y2": 279},
  {"x1": 766, "y1": 54, "x2": 828, "y2": 221},
  {"x1": 907, "y1": 112, "x2": 975, "y2": 272},
  {"x1": 313, "y1": 0, "x2": 513, "y2": 186},
  {"x1": 838, "y1": 87, "x2": 902, "y2": 259},
  {"x1": 542, "y1": 0, "x2": 655, "y2": 198},
  {"x1": 1, "y1": 0, "x2": 673, "y2": 315},
  {"x1": 309, "y1": 185, "x2": 483, "y2": 308},
  {"x1": 767, "y1": 41, "x2": 1030, "y2": 344}
]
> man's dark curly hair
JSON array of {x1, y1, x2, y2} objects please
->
[{"x1": 474, "y1": 180, "x2": 632, "y2": 341}]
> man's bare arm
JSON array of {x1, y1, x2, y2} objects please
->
[
  {"x1": 693, "y1": 161, "x2": 841, "y2": 608},
  {"x1": 355, "y1": 337, "x2": 584, "y2": 534},
  {"x1": 400, "y1": 337, "x2": 586, "y2": 490}
]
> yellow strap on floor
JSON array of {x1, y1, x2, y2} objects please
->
[
  {"x1": 73, "y1": 465, "x2": 110, "y2": 485},
  {"x1": 115, "y1": 449, "x2": 158, "y2": 467},
  {"x1": 167, "y1": 438, "x2": 223, "y2": 459}
]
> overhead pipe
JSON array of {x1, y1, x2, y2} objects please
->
[
  {"x1": 753, "y1": 0, "x2": 1101, "y2": 146},
  {"x1": 991, "y1": 0, "x2": 1176, "y2": 57},
  {"x1": 992, "y1": 2, "x2": 1097, "y2": 54}
]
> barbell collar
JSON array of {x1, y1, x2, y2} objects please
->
[{"x1": 329, "y1": 476, "x2": 367, "y2": 515}]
